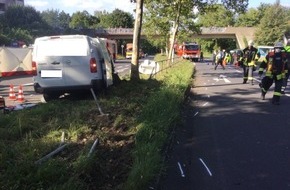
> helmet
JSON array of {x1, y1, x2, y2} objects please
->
[
  {"x1": 248, "y1": 40, "x2": 254, "y2": 46},
  {"x1": 274, "y1": 42, "x2": 284, "y2": 48}
]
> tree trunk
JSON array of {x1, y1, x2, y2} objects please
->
[
  {"x1": 167, "y1": 2, "x2": 181, "y2": 66},
  {"x1": 130, "y1": 0, "x2": 143, "y2": 80}
]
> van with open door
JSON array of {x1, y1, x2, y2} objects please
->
[{"x1": 32, "y1": 35, "x2": 114, "y2": 101}]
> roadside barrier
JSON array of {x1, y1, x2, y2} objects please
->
[
  {"x1": 17, "y1": 85, "x2": 25, "y2": 102},
  {"x1": 9, "y1": 84, "x2": 16, "y2": 100}
]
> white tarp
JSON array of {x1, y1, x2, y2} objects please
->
[
  {"x1": 0, "y1": 47, "x2": 33, "y2": 76},
  {"x1": 139, "y1": 60, "x2": 160, "y2": 75}
]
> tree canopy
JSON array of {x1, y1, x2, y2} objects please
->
[{"x1": 254, "y1": 1, "x2": 289, "y2": 46}]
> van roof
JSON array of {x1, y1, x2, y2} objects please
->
[{"x1": 35, "y1": 35, "x2": 95, "y2": 41}]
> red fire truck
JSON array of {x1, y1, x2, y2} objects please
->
[{"x1": 175, "y1": 42, "x2": 201, "y2": 62}]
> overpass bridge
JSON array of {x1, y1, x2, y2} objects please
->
[{"x1": 92, "y1": 27, "x2": 256, "y2": 49}]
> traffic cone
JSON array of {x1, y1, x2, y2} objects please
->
[
  {"x1": 9, "y1": 85, "x2": 16, "y2": 100},
  {"x1": 17, "y1": 85, "x2": 25, "y2": 102}
]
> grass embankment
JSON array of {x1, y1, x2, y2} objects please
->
[{"x1": 0, "y1": 55, "x2": 194, "y2": 190}]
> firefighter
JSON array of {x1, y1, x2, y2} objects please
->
[
  {"x1": 258, "y1": 42, "x2": 288, "y2": 105},
  {"x1": 242, "y1": 40, "x2": 259, "y2": 85},
  {"x1": 214, "y1": 48, "x2": 225, "y2": 70},
  {"x1": 281, "y1": 39, "x2": 290, "y2": 94}
]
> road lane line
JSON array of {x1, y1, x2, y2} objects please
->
[
  {"x1": 199, "y1": 158, "x2": 213, "y2": 177},
  {"x1": 194, "y1": 112, "x2": 199, "y2": 117},
  {"x1": 177, "y1": 162, "x2": 185, "y2": 177},
  {"x1": 202, "y1": 102, "x2": 208, "y2": 107}
]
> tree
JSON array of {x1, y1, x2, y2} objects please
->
[
  {"x1": 131, "y1": 0, "x2": 144, "y2": 80},
  {"x1": 41, "y1": 9, "x2": 71, "y2": 32},
  {"x1": 234, "y1": 3, "x2": 272, "y2": 27},
  {"x1": 198, "y1": 4, "x2": 235, "y2": 27},
  {"x1": 70, "y1": 11, "x2": 99, "y2": 29},
  {"x1": 254, "y1": 1, "x2": 288, "y2": 45},
  {"x1": 197, "y1": 4, "x2": 236, "y2": 52},
  {"x1": 143, "y1": 0, "x2": 249, "y2": 63},
  {"x1": 1, "y1": 5, "x2": 51, "y2": 43},
  {"x1": 129, "y1": 0, "x2": 249, "y2": 80},
  {"x1": 109, "y1": 9, "x2": 134, "y2": 28}
]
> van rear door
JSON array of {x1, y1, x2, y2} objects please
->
[
  {"x1": 34, "y1": 37, "x2": 66, "y2": 88},
  {"x1": 34, "y1": 36, "x2": 93, "y2": 88}
]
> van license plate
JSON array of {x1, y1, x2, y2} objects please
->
[{"x1": 41, "y1": 70, "x2": 62, "y2": 77}]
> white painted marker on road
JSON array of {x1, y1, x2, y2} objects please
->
[
  {"x1": 202, "y1": 102, "x2": 208, "y2": 107},
  {"x1": 199, "y1": 158, "x2": 213, "y2": 177},
  {"x1": 177, "y1": 162, "x2": 185, "y2": 177},
  {"x1": 194, "y1": 112, "x2": 199, "y2": 117}
]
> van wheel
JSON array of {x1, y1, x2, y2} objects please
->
[{"x1": 43, "y1": 92, "x2": 60, "y2": 102}]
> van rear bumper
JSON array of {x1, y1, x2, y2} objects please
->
[{"x1": 34, "y1": 79, "x2": 103, "y2": 94}]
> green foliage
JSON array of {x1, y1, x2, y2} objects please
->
[
  {"x1": 198, "y1": 4, "x2": 235, "y2": 27},
  {"x1": 124, "y1": 59, "x2": 194, "y2": 190},
  {"x1": 41, "y1": 9, "x2": 71, "y2": 31},
  {"x1": 235, "y1": 8, "x2": 261, "y2": 27},
  {"x1": 95, "y1": 9, "x2": 134, "y2": 28},
  {"x1": 69, "y1": 11, "x2": 100, "y2": 29},
  {"x1": 0, "y1": 34, "x2": 10, "y2": 46},
  {"x1": 3, "y1": 5, "x2": 51, "y2": 36},
  {"x1": 254, "y1": 1, "x2": 288, "y2": 45}
]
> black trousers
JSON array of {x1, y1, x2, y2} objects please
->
[
  {"x1": 243, "y1": 65, "x2": 254, "y2": 83},
  {"x1": 261, "y1": 75, "x2": 283, "y2": 102}
]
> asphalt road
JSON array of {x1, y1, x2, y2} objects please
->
[{"x1": 158, "y1": 60, "x2": 290, "y2": 190}]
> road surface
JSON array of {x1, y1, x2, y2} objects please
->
[{"x1": 158, "y1": 60, "x2": 290, "y2": 190}]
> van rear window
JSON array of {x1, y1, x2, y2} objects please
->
[{"x1": 36, "y1": 38, "x2": 88, "y2": 56}]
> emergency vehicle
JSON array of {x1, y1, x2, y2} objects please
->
[
  {"x1": 125, "y1": 43, "x2": 133, "y2": 59},
  {"x1": 101, "y1": 38, "x2": 118, "y2": 61},
  {"x1": 125, "y1": 43, "x2": 145, "y2": 59},
  {"x1": 175, "y1": 42, "x2": 201, "y2": 62}
]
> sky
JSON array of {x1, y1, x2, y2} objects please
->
[{"x1": 25, "y1": 0, "x2": 290, "y2": 16}]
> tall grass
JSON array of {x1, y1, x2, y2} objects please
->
[{"x1": 123, "y1": 58, "x2": 194, "y2": 189}]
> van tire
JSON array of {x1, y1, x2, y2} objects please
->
[{"x1": 43, "y1": 92, "x2": 61, "y2": 102}]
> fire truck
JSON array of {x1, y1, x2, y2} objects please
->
[{"x1": 175, "y1": 42, "x2": 201, "y2": 62}]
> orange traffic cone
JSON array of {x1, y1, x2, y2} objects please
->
[
  {"x1": 9, "y1": 85, "x2": 16, "y2": 100},
  {"x1": 17, "y1": 85, "x2": 25, "y2": 102}
]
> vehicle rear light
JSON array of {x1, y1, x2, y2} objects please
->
[
  {"x1": 90, "y1": 58, "x2": 97, "y2": 73},
  {"x1": 32, "y1": 61, "x2": 37, "y2": 75}
]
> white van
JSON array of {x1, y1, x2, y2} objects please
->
[{"x1": 32, "y1": 35, "x2": 115, "y2": 101}]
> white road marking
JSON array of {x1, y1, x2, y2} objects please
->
[
  {"x1": 177, "y1": 162, "x2": 185, "y2": 177},
  {"x1": 194, "y1": 112, "x2": 199, "y2": 117},
  {"x1": 202, "y1": 102, "x2": 208, "y2": 107},
  {"x1": 199, "y1": 158, "x2": 213, "y2": 177}
]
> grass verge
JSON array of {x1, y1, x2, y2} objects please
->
[{"x1": 0, "y1": 55, "x2": 194, "y2": 190}]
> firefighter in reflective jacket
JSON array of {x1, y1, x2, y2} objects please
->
[
  {"x1": 258, "y1": 42, "x2": 288, "y2": 105},
  {"x1": 242, "y1": 40, "x2": 259, "y2": 85}
]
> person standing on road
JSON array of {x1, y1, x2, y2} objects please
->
[
  {"x1": 242, "y1": 40, "x2": 259, "y2": 85},
  {"x1": 258, "y1": 42, "x2": 288, "y2": 105},
  {"x1": 200, "y1": 50, "x2": 204, "y2": 63},
  {"x1": 214, "y1": 48, "x2": 225, "y2": 70},
  {"x1": 281, "y1": 39, "x2": 290, "y2": 94},
  {"x1": 212, "y1": 50, "x2": 216, "y2": 65}
]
